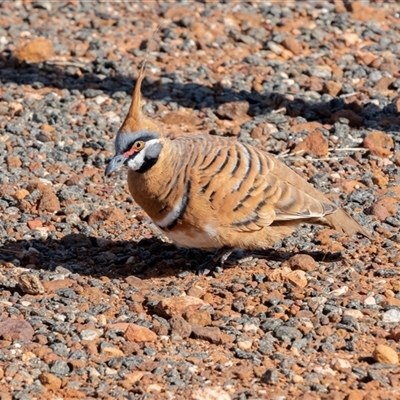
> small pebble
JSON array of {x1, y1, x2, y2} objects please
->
[{"x1": 372, "y1": 344, "x2": 399, "y2": 364}]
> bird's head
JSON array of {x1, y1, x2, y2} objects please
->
[{"x1": 105, "y1": 130, "x2": 162, "y2": 176}]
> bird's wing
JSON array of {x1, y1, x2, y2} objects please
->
[{"x1": 189, "y1": 138, "x2": 337, "y2": 233}]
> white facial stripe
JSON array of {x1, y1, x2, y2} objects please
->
[
  {"x1": 145, "y1": 139, "x2": 160, "y2": 147},
  {"x1": 126, "y1": 139, "x2": 160, "y2": 171},
  {"x1": 127, "y1": 150, "x2": 145, "y2": 171},
  {"x1": 154, "y1": 197, "x2": 185, "y2": 229}
]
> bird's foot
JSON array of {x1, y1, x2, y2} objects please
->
[{"x1": 195, "y1": 247, "x2": 233, "y2": 276}]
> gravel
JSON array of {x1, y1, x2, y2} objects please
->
[{"x1": 0, "y1": 1, "x2": 400, "y2": 399}]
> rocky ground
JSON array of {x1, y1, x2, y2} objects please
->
[{"x1": 0, "y1": 1, "x2": 400, "y2": 399}]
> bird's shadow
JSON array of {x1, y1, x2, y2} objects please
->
[
  {"x1": 0, "y1": 233, "x2": 344, "y2": 281},
  {"x1": 1, "y1": 51, "x2": 399, "y2": 134}
]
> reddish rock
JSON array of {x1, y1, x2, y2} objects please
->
[
  {"x1": 373, "y1": 344, "x2": 399, "y2": 364},
  {"x1": 8, "y1": 101, "x2": 23, "y2": 116},
  {"x1": 388, "y1": 329, "x2": 400, "y2": 342},
  {"x1": 14, "y1": 189, "x2": 29, "y2": 200},
  {"x1": 0, "y1": 318, "x2": 35, "y2": 342},
  {"x1": 250, "y1": 125, "x2": 263, "y2": 139},
  {"x1": 88, "y1": 207, "x2": 125, "y2": 225},
  {"x1": 384, "y1": 297, "x2": 400, "y2": 307},
  {"x1": 363, "y1": 131, "x2": 394, "y2": 158},
  {"x1": 6, "y1": 156, "x2": 22, "y2": 168},
  {"x1": 367, "y1": 203, "x2": 390, "y2": 222},
  {"x1": 73, "y1": 102, "x2": 88, "y2": 115},
  {"x1": 346, "y1": 391, "x2": 366, "y2": 400},
  {"x1": 40, "y1": 123, "x2": 55, "y2": 133},
  {"x1": 372, "y1": 169, "x2": 389, "y2": 188},
  {"x1": 307, "y1": 76, "x2": 323, "y2": 92},
  {"x1": 184, "y1": 308, "x2": 212, "y2": 327},
  {"x1": 216, "y1": 101, "x2": 250, "y2": 120},
  {"x1": 374, "y1": 76, "x2": 395, "y2": 91},
  {"x1": 336, "y1": 180, "x2": 365, "y2": 194},
  {"x1": 27, "y1": 182, "x2": 60, "y2": 213},
  {"x1": 163, "y1": 5, "x2": 192, "y2": 20},
  {"x1": 152, "y1": 319, "x2": 169, "y2": 336},
  {"x1": 169, "y1": 316, "x2": 192, "y2": 338},
  {"x1": 286, "y1": 270, "x2": 308, "y2": 288},
  {"x1": 350, "y1": 2, "x2": 387, "y2": 22},
  {"x1": 100, "y1": 346, "x2": 124, "y2": 357},
  {"x1": 375, "y1": 197, "x2": 398, "y2": 216},
  {"x1": 42, "y1": 278, "x2": 74, "y2": 293},
  {"x1": 105, "y1": 323, "x2": 157, "y2": 342},
  {"x1": 38, "y1": 188, "x2": 60, "y2": 212},
  {"x1": 64, "y1": 174, "x2": 81, "y2": 187},
  {"x1": 281, "y1": 36, "x2": 302, "y2": 55},
  {"x1": 155, "y1": 296, "x2": 206, "y2": 319},
  {"x1": 191, "y1": 324, "x2": 222, "y2": 344},
  {"x1": 286, "y1": 254, "x2": 316, "y2": 272},
  {"x1": 160, "y1": 110, "x2": 201, "y2": 126},
  {"x1": 292, "y1": 130, "x2": 329, "y2": 157},
  {"x1": 18, "y1": 273, "x2": 45, "y2": 295},
  {"x1": 39, "y1": 372, "x2": 62, "y2": 391},
  {"x1": 269, "y1": 267, "x2": 291, "y2": 283},
  {"x1": 291, "y1": 121, "x2": 323, "y2": 133},
  {"x1": 186, "y1": 284, "x2": 205, "y2": 298},
  {"x1": 355, "y1": 51, "x2": 378, "y2": 66},
  {"x1": 125, "y1": 276, "x2": 152, "y2": 292},
  {"x1": 125, "y1": 324, "x2": 157, "y2": 342},
  {"x1": 323, "y1": 81, "x2": 342, "y2": 97},
  {"x1": 15, "y1": 37, "x2": 54, "y2": 63},
  {"x1": 121, "y1": 371, "x2": 145, "y2": 388},
  {"x1": 333, "y1": 0, "x2": 346, "y2": 13},
  {"x1": 27, "y1": 219, "x2": 43, "y2": 230}
]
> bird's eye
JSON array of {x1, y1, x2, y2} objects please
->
[{"x1": 133, "y1": 141, "x2": 144, "y2": 150}]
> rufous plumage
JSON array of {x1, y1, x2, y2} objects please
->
[{"x1": 105, "y1": 60, "x2": 373, "y2": 272}]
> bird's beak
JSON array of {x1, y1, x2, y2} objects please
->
[{"x1": 105, "y1": 154, "x2": 126, "y2": 176}]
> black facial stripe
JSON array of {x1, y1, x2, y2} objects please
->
[{"x1": 136, "y1": 155, "x2": 160, "y2": 173}]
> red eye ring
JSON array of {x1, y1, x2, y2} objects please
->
[{"x1": 123, "y1": 141, "x2": 144, "y2": 157}]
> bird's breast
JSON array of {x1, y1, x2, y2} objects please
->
[{"x1": 158, "y1": 223, "x2": 220, "y2": 250}]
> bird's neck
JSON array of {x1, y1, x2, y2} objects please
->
[{"x1": 127, "y1": 139, "x2": 180, "y2": 219}]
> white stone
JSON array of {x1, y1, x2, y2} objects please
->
[
  {"x1": 330, "y1": 286, "x2": 349, "y2": 296},
  {"x1": 344, "y1": 309, "x2": 364, "y2": 320},
  {"x1": 364, "y1": 296, "x2": 376, "y2": 306},
  {"x1": 310, "y1": 66, "x2": 332, "y2": 79},
  {"x1": 382, "y1": 309, "x2": 400, "y2": 323},
  {"x1": 267, "y1": 41, "x2": 284, "y2": 55},
  {"x1": 94, "y1": 95, "x2": 108, "y2": 105},
  {"x1": 237, "y1": 340, "x2": 252, "y2": 351},
  {"x1": 80, "y1": 329, "x2": 103, "y2": 341},
  {"x1": 88, "y1": 367, "x2": 100, "y2": 378},
  {"x1": 191, "y1": 387, "x2": 231, "y2": 400},
  {"x1": 105, "y1": 367, "x2": 118, "y2": 375},
  {"x1": 243, "y1": 323, "x2": 259, "y2": 333},
  {"x1": 314, "y1": 365, "x2": 336, "y2": 376},
  {"x1": 331, "y1": 357, "x2": 352, "y2": 372}
]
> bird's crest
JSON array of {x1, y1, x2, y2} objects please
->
[{"x1": 119, "y1": 26, "x2": 161, "y2": 136}]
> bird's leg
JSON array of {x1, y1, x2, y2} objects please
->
[{"x1": 195, "y1": 246, "x2": 233, "y2": 275}]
